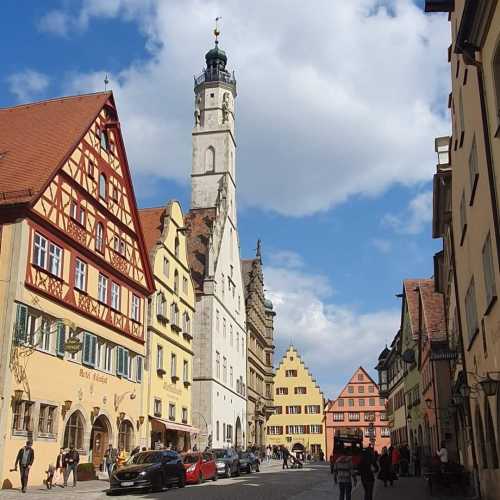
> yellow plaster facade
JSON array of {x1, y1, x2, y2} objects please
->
[
  {"x1": 139, "y1": 202, "x2": 196, "y2": 451},
  {"x1": 265, "y1": 346, "x2": 325, "y2": 457}
]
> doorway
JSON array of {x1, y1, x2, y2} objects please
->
[{"x1": 90, "y1": 415, "x2": 111, "y2": 470}]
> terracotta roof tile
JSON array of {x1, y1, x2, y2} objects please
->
[
  {"x1": 138, "y1": 207, "x2": 166, "y2": 254},
  {"x1": 184, "y1": 208, "x2": 216, "y2": 293},
  {"x1": 419, "y1": 279, "x2": 446, "y2": 342},
  {"x1": 403, "y1": 278, "x2": 424, "y2": 335},
  {"x1": 0, "y1": 92, "x2": 110, "y2": 206}
]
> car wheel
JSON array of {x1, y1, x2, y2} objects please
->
[
  {"x1": 212, "y1": 472, "x2": 218, "y2": 481},
  {"x1": 235, "y1": 465, "x2": 241, "y2": 477},
  {"x1": 197, "y1": 472, "x2": 204, "y2": 485}
]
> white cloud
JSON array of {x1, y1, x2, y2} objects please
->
[
  {"x1": 7, "y1": 70, "x2": 50, "y2": 102},
  {"x1": 48, "y1": 0, "x2": 450, "y2": 216},
  {"x1": 372, "y1": 238, "x2": 392, "y2": 254},
  {"x1": 265, "y1": 254, "x2": 399, "y2": 399},
  {"x1": 38, "y1": 10, "x2": 71, "y2": 36},
  {"x1": 382, "y1": 190, "x2": 433, "y2": 234}
]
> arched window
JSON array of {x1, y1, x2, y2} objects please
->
[
  {"x1": 476, "y1": 406, "x2": 488, "y2": 468},
  {"x1": 95, "y1": 222, "x2": 104, "y2": 252},
  {"x1": 63, "y1": 411, "x2": 85, "y2": 450},
  {"x1": 174, "y1": 270, "x2": 179, "y2": 294},
  {"x1": 99, "y1": 173, "x2": 107, "y2": 200},
  {"x1": 156, "y1": 292, "x2": 166, "y2": 317},
  {"x1": 174, "y1": 237, "x2": 180, "y2": 258},
  {"x1": 485, "y1": 400, "x2": 499, "y2": 468},
  {"x1": 118, "y1": 420, "x2": 134, "y2": 452},
  {"x1": 183, "y1": 312, "x2": 190, "y2": 334},
  {"x1": 205, "y1": 147, "x2": 215, "y2": 172}
]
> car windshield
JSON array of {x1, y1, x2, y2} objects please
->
[
  {"x1": 183, "y1": 454, "x2": 199, "y2": 464},
  {"x1": 212, "y1": 450, "x2": 229, "y2": 459},
  {"x1": 129, "y1": 452, "x2": 162, "y2": 464}
]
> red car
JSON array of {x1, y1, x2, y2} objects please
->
[{"x1": 183, "y1": 452, "x2": 218, "y2": 484}]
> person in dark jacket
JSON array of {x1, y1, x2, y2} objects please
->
[
  {"x1": 358, "y1": 448, "x2": 379, "y2": 500},
  {"x1": 63, "y1": 445, "x2": 80, "y2": 487},
  {"x1": 282, "y1": 446, "x2": 290, "y2": 469},
  {"x1": 378, "y1": 446, "x2": 394, "y2": 487},
  {"x1": 14, "y1": 440, "x2": 34, "y2": 493}
]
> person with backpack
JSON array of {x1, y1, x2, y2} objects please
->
[{"x1": 333, "y1": 454, "x2": 357, "y2": 500}]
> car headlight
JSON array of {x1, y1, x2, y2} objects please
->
[
  {"x1": 187, "y1": 465, "x2": 196, "y2": 473},
  {"x1": 216, "y1": 462, "x2": 224, "y2": 467},
  {"x1": 139, "y1": 471, "x2": 147, "y2": 477}
]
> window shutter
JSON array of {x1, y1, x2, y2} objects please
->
[
  {"x1": 56, "y1": 323, "x2": 65, "y2": 357},
  {"x1": 116, "y1": 347, "x2": 124, "y2": 376},
  {"x1": 90, "y1": 335, "x2": 97, "y2": 367},
  {"x1": 82, "y1": 333, "x2": 91, "y2": 365},
  {"x1": 136, "y1": 357, "x2": 143, "y2": 383},
  {"x1": 123, "y1": 350, "x2": 129, "y2": 378},
  {"x1": 15, "y1": 304, "x2": 28, "y2": 344}
]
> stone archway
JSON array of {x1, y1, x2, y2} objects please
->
[
  {"x1": 235, "y1": 417, "x2": 242, "y2": 449},
  {"x1": 90, "y1": 414, "x2": 112, "y2": 470}
]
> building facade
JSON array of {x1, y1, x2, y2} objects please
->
[
  {"x1": 426, "y1": 1, "x2": 500, "y2": 498},
  {"x1": 242, "y1": 245, "x2": 275, "y2": 449},
  {"x1": 0, "y1": 92, "x2": 155, "y2": 487},
  {"x1": 185, "y1": 36, "x2": 247, "y2": 449},
  {"x1": 325, "y1": 367, "x2": 389, "y2": 460},
  {"x1": 139, "y1": 202, "x2": 197, "y2": 451},
  {"x1": 265, "y1": 346, "x2": 325, "y2": 458}
]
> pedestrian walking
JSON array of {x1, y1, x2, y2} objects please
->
[
  {"x1": 54, "y1": 448, "x2": 65, "y2": 487},
  {"x1": 358, "y1": 448, "x2": 379, "y2": 500},
  {"x1": 44, "y1": 464, "x2": 55, "y2": 489},
  {"x1": 400, "y1": 444, "x2": 410, "y2": 476},
  {"x1": 391, "y1": 446, "x2": 400, "y2": 476},
  {"x1": 413, "y1": 444, "x2": 422, "y2": 477},
  {"x1": 14, "y1": 440, "x2": 34, "y2": 493},
  {"x1": 63, "y1": 445, "x2": 79, "y2": 487},
  {"x1": 436, "y1": 441, "x2": 448, "y2": 465},
  {"x1": 282, "y1": 446, "x2": 290, "y2": 469},
  {"x1": 104, "y1": 444, "x2": 117, "y2": 480},
  {"x1": 378, "y1": 446, "x2": 394, "y2": 487},
  {"x1": 266, "y1": 445, "x2": 272, "y2": 463},
  {"x1": 333, "y1": 455, "x2": 357, "y2": 500}
]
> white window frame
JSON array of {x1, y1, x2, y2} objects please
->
[
  {"x1": 111, "y1": 282, "x2": 121, "y2": 311},
  {"x1": 95, "y1": 223, "x2": 104, "y2": 252},
  {"x1": 33, "y1": 233, "x2": 48, "y2": 269},
  {"x1": 131, "y1": 294, "x2": 140, "y2": 322},
  {"x1": 98, "y1": 274, "x2": 108, "y2": 303},
  {"x1": 75, "y1": 259, "x2": 87, "y2": 291}
]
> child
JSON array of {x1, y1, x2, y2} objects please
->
[{"x1": 44, "y1": 464, "x2": 55, "y2": 489}]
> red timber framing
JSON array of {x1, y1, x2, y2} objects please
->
[{"x1": 22, "y1": 93, "x2": 154, "y2": 344}]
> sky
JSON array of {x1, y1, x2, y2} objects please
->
[{"x1": 1, "y1": 0, "x2": 451, "y2": 399}]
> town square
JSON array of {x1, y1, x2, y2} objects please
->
[{"x1": 0, "y1": 1, "x2": 499, "y2": 499}]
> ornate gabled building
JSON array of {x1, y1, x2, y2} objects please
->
[
  {"x1": 242, "y1": 243, "x2": 275, "y2": 449},
  {"x1": 139, "y1": 202, "x2": 197, "y2": 451},
  {"x1": 185, "y1": 33, "x2": 247, "y2": 449},
  {"x1": 0, "y1": 92, "x2": 155, "y2": 487},
  {"x1": 265, "y1": 346, "x2": 325, "y2": 458}
]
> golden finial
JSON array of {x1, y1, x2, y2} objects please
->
[{"x1": 214, "y1": 16, "x2": 221, "y2": 44}]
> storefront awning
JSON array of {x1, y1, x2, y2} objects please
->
[{"x1": 149, "y1": 415, "x2": 200, "y2": 434}]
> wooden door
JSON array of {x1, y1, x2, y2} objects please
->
[{"x1": 92, "y1": 429, "x2": 107, "y2": 469}]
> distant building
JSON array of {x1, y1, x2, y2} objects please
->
[
  {"x1": 325, "y1": 367, "x2": 389, "y2": 459},
  {"x1": 265, "y1": 346, "x2": 325, "y2": 458}
]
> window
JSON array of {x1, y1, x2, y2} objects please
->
[
  {"x1": 230, "y1": 366, "x2": 233, "y2": 387},
  {"x1": 381, "y1": 428, "x2": 390, "y2": 437},
  {"x1": 380, "y1": 412, "x2": 387, "y2": 421},
  {"x1": 12, "y1": 400, "x2": 34, "y2": 433},
  {"x1": 170, "y1": 303, "x2": 179, "y2": 326},
  {"x1": 274, "y1": 406, "x2": 283, "y2": 414},
  {"x1": 103, "y1": 344, "x2": 113, "y2": 372},
  {"x1": 131, "y1": 295, "x2": 140, "y2": 322},
  {"x1": 216, "y1": 352, "x2": 220, "y2": 378},
  {"x1": 483, "y1": 233, "x2": 497, "y2": 311},
  {"x1": 348, "y1": 399, "x2": 354, "y2": 407},
  {"x1": 118, "y1": 420, "x2": 133, "y2": 452},
  {"x1": 113, "y1": 236, "x2": 126, "y2": 256},
  {"x1": 182, "y1": 407, "x2": 188, "y2": 424},
  {"x1": 183, "y1": 360, "x2": 189, "y2": 383},
  {"x1": 369, "y1": 398, "x2": 375, "y2": 406},
  {"x1": 169, "y1": 403, "x2": 176, "y2": 421},
  {"x1": 111, "y1": 185, "x2": 118, "y2": 202},
  {"x1": 157, "y1": 346, "x2": 164, "y2": 371},
  {"x1": 174, "y1": 237, "x2": 180, "y2": 258},
  {"x1": 95, "y1": 223, "x2": 104, "y2": 252},
  {"x1": 163, "y1": 257, "x2": 169, "y2": 277},
  {"x1": 309, "y1": 425, "x2": 323, "y2": 434},
  {"x1": 348, "y1": 385, "x2": 354, "y2": 393},
  {"x1": 33, "y1": 233, "x2": 48, "y2": 269},
  {"x1": 236, "y1": 332, "x2": 240, "y2": 352},
  {"x1": 357, "y1": 374, "x2": 364, "y2": 381},
  {"x1": 460, "y1": 191, "x2": 467, "y2": 242},
  {"x1": 116, "y1": 347, "x2": 129, "y2": 377},
  {"x1": 295, "y1": 387, "x2": 307, "y2": 394},
  {"x1": 286, "y1": 406, "x2": 301, "y2": 414},
  {"x1": 305, "y1": 405, "x2": 321, "y2": 414},
  {"x1": 469, "y1": 137, "x2": 479, "y2": 201},
  {"x1": 111, "y1": 282, "x2": 121, "y2": 310},
  {"x1": 465, "y1": 278, "x2": 479, "y2": 341},
  {"x1": 226, "y1": 424, "x2": 233, "y2": 441},
  {"x1": 98, "y1": 274, "x2": 108, "y2": 303},
  {"x1": 223, "y1": 318, "x2": 226, "y2": 339},
  {"x1": 38, "y1": 404, "x2": 56, "y2": 436},
  {"x1": 33, "y1": 234, "x2": 62, "y2": 277},
  {"x1": 338, "y1": 399, "x2": 344, "y2": 407},
  {"x1": 88, "y1": 160, "x2": 95, "y2": 178},
  {"x1": 230, "y1": 325, "x2": 233, "y2": 346},
  {"x1": 267, "y1": 426, "x2": 283, "y2": 435},
  {"x1": 174, "y1": 270, "x2": 179, "y2": 294},
  {"x1": 171, "y1": 353, "x2": 177, "y2": 379},
  {"x1": 216, "y1": 310, "x2": 220, "y2": 332},
  {"x1": 182, "y1": 276, "x2": 188, "y2": 294},
  {"x1": 136, "y1": 356, "x2": 143, "y2": 383},
  {"x1": 364, "y1": 411, "x2": 375, "y2": 422},
  {"x1": 48, "y1": 242, "x2": 62, "y2": 277},
  {"x1": 286, "y1": 425, "x2": 305, "y2": 435},
  {"x1": 79, "y1": 207, "x2": 86, "y2": 226},
  {"x1": 70, "y1": 201, "x2": 78, "y2": 220},
  {"x1": 183, "y1": 312, "x2": 191, "y2": 335},
  {"x1": 223, "y1": 357, "x2": 227, "y2": 382},
  {"x1": 276, "y1": 387, "x2": 288, "y2": 395},
  {"x1": 368, "y1": 386, "x2": 375, "y2": 393},
  {"x1": 156, "y1": 292, "x2": 166, "y2": 318},
  {"x1": 99, "y1": 173, "x2": 107, "y2": 200},
  {"x1": 216, "y1": 421, "x2": 220, "y2": 441},
  {"x1": 56, "y1": 322, "x2": 65, "y2": 357},
  {"x1": 39, "y1": 318, "x2": 51, "y2": 352},
  {"x1": 333, "y1": 412, "x2": 344, "y2": 421},
  {"x1": 359, "y1": 399, "x2": 365, "y2": 407},
  {"x1": 82, "y1": 332, "x2": 97, "y2": 367},
  {"x1": 74, "y1": 259, "x2": 87, "y2": 291},
  {"x1": 285, "y1": 370, "x2": 297, "y2": 377},
  {"x1": 154, "y1": 399, "x2": 162, "y2": 417},
  {"x1": 63, "y1": 411, "x2": 85, "y2": 450},
  {"x1": 358, "y1": 385, "x2": 365, "y2": 393},
  {"x1": 348, "y1": 412, "x2": 360, "y2": 421},
  {"x1": 205, "y1": 146, "x2": 215, "y2": 172}
]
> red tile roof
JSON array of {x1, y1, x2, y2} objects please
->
[
  {"x1": 404, "y1": 278, "x2": 427, "y2": 336},
  {"x1": 184, "y1": 208, "x2": 216, "y2": 293},
  {"x1": 419, "y1": 279, "x2": 446, "y2": 342},
  {"x1": 138, "y1": 207, "x2": 166, "y2": 254},
  {"x1": 0, "y1": 92, "x2": 110, "y2": 206}
]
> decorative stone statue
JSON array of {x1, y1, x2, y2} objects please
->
[
  {"x1": 222, "y1": 92, "x2": 230, "y2": 123},
  {"x1": 194, "y1": 96, "x2": 201, "y2": 126}
]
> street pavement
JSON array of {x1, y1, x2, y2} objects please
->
[{"x1": 0, "y1": 462, "x2": 461, "y2": 500}]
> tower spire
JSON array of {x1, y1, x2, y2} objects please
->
[{"x1": 214, "y1": 16, "x2": 221, "y2": 45}]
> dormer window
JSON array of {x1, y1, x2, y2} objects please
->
[{"x1": 99, "y1": 173, "x2": 107, "y2": 201}]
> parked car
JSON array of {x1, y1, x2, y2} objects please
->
[
  {"x1": 211, "y1": 448, "x2": 240, "y2": 478},
  {"x1": 238, "y1": 451, "x2": 260, "y2": 473},
  {"x1": 183, "y1": 451, "x2": 217, "y2": 484},
  {"x1": 107, "y1": 450, "x2": 186, "y2": 494}
]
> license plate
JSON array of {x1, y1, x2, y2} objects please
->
[{"x1": 121, "y1": 481, "x2": 134, "y2": 487}]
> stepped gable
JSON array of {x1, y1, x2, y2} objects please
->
[
  {"x1": 0, "y1": 92, "x2": 110, "y2": 207},
  {"x1": 184, "y1": 208, "x2": 216, "y2": 293}
]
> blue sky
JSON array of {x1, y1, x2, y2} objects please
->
[{"x1": 2, "y1": 0, "x2": 450, "y2": 397}]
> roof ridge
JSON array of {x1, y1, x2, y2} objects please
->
[{"x1": 0, "y1": 91, "x2": 112, "y2": 111}]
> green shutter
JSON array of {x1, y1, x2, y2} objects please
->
[
  {"x1": 90, "y1": 335, "x2": 97, "y2": 367},
  {"x1": 82, "y1": 333, "x2": 91, "y2": 365},
  {"x1": 14, "y1": 304, "x2": 28, "y2": 344},
  {"x1": 56, "y1": 323, "x2": 65, "y2": 357},
  {"x1": 123, "y1": 350, "x2": 129, "y2": 378}
]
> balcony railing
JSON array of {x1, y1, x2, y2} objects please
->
[{"x1": 194, "y1": 68, "x2": 236, "y2": 87}]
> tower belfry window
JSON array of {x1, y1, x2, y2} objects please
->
[{"x1": 205, "y1": 147, "x2": 215, "y2": 172}]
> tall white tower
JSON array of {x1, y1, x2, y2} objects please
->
[{"x1": 192, "y1": 34, "x2": 237, "y2": 225}]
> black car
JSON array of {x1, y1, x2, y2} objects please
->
[
  {"x1": 212, "y1": 448, "x2": 240, "y2": 478},
  {"x1": 107, "y1": 450, "x2": 186, "y2": 494},
  {"x1": 238, "y1": 451, "x2": 260, "y2": 473}
]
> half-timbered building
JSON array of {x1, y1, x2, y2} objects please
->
[{"x1": 0, "y1": 92, "x2": 155, "y2": 487}]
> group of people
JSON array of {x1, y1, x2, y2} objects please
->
[{"x1": 13, "y1": 440, "x2": 80, "y2": 493}]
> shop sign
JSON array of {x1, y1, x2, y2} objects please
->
[{"x1": 65, "y1": 336, "x2": 82, "y2": 354}]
